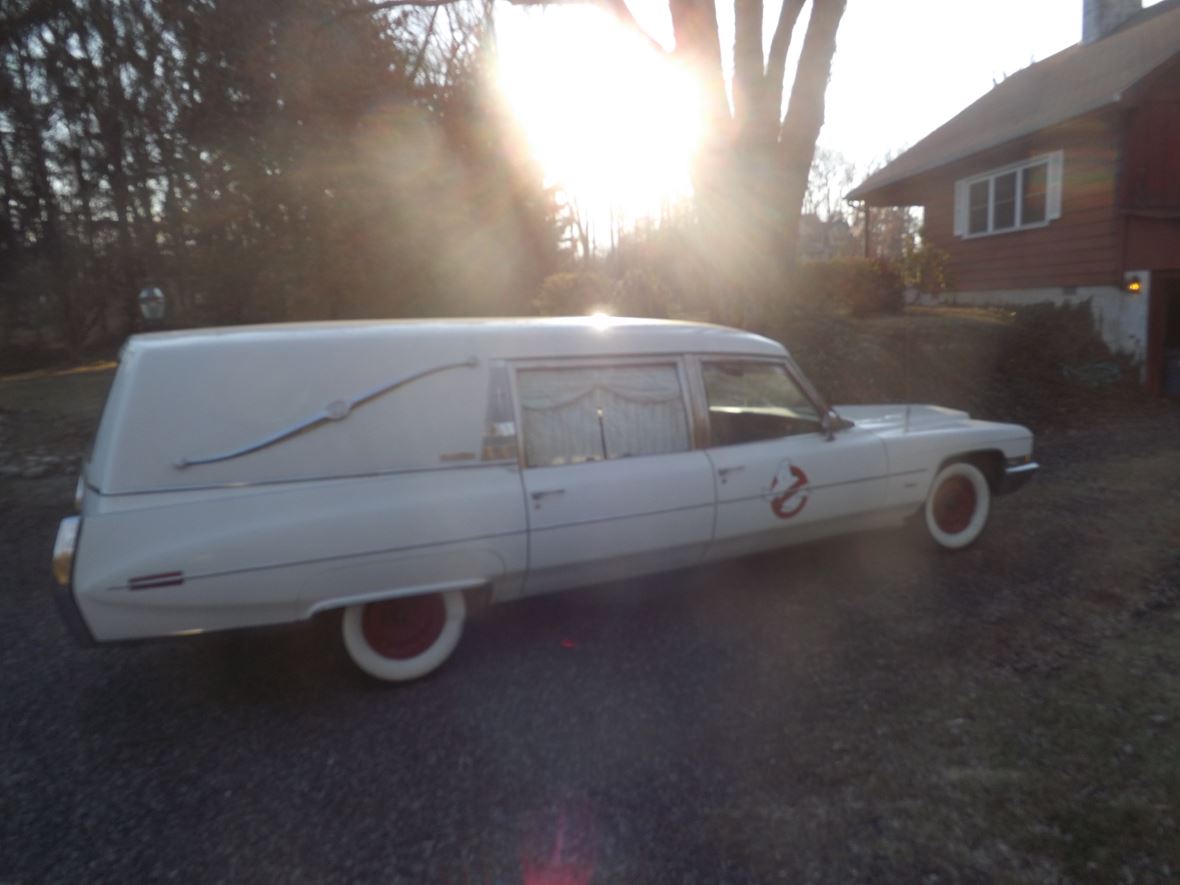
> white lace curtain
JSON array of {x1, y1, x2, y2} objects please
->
[{"x1": 518, "y1": 365, "x2": 690, "y2": 466}]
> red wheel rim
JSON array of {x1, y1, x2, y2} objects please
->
[
  {"x1": 933, "y1": 475, "x2": 977, "y2": 535},
  {"x1": 361, "y1": 595, "x2": 447, "y2": 660}
]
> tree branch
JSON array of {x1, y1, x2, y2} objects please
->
[
  {"x1": 0, "y1": 0, "x2": 64, "y2": 49},
  {"x1": 763, "y1": 0, "x2": 804, "y2": 136},
  {"x1": 778, "y1": 0, "x2": 847, "y2": 255},
  {"x1": 406, "y1": 6, "x2": 441, "y2": 84},
  {"x1": 732, "y1": 0, "x2": 763, "y2": 134},
  {"x1": 669, "y1": 0, "x2": 731, "y2": 137},
  {"x1": 333, "y1": 0, "x2": 667, "y2": 56},
  {"x1": 334, "y1": 0, "x2": 468, "y2": 15},
  {"x1": 598, "y1": 0, "x2": 668, "y2": 55}
]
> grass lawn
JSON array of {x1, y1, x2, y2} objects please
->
[
  {"x1": 0, "y1": 362, "x2": 115, "y2": 452},
  {"x1": 859, "y1": 608, "x2": 1180, "y2": 882}
]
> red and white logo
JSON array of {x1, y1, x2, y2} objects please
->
[{"x1": 765, "y1": 460, "x2": 810, "y2": 520}]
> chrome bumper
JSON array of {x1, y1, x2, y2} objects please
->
[
  {"x1": 998, "y1": 461, "x2": 1039, "y2": 495},
  {"x1": 52, "y1": 580, "x2": 95, "y2": 646},
  {"x1": 51, "y1": 516, "x2": 95, "y2": 646}
]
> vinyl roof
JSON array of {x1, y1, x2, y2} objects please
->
[
  {"x1": 128, "y1": 316, "x2": 787, "y2": 361},
  {"x1": 847, "y1": 0, "x2": 1180, "y2": 201}
]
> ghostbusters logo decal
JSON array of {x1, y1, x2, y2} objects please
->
[{"x1": 765, "y1": 460, "x2": 810, "y2": 520}]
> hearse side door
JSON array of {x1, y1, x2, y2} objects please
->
[
  {"x1": 513, "y1": 357, "x2": 716, "y2": 596},
  {"x1": 692, "y1": 355, "x2": 889, "y2": 561}
]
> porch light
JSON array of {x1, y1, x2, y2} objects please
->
[{"x1": 1125, "y1": 275, "x2": 1142, "y2": 294}]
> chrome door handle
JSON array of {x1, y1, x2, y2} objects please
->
[
  {"x1": 717, "y1": 466, "x2": 745, "y2": 483},
  {"x1": 530, "y1": 489, "x2": 565, "y2": 507}
]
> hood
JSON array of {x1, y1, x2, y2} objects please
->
[{"x1": 834, "y1": 404, "x2": 971, "y2": 434}]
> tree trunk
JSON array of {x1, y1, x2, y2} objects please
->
[
  {"x1": 731, "y1": 0, "x2": 763, "y2": 136},
  {"x1": 89, "y1": 0, "x2": 142, "y2": 334},
  {"x1": 682, "y1": 0, "x2": 845, "y2": 322},
  {"x1": 776, "y1": 0, "x2": 846, "y2": 262},
  {"x1": 668, "y1": 0, "x2": 729, "y2": 143},
  {"x1": 14, "y1": 44, "x2": 87, "y2": 357}
]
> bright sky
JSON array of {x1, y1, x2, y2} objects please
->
[
  {"x1": 822, "y1": 0, "x2": 1161, "y2": 172},
  {"x1": 496, "y1": 0, "x2": 1163, "y2": 232}
]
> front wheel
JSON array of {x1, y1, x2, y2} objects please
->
[
  {"x1": 341, "y1": 590, "x2": 466, "y2": 682},
  {"x1": 924, "y1": 461, "x2": 991, "y2": 550}
]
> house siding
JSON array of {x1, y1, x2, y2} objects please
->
[
  {"x1": 851, "y1": 37, "x2": 1180, "y2": 378},
  {"x1": 919, "y1": 114, "x2": 1123, "y2": 292},
  {"x1": 1126, "y1": 217, "x2": 1180, "y2": 269},
  {"x1": 1123, "y1": 57, "x2": 1180, "y2": 213},
  {"x1": 1122, "y1": 57, "x2": 1180, "y2": 270}
]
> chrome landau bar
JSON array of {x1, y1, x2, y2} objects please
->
[{"x1": 175, "y1": 356, "x2": 479, "y2": 469}]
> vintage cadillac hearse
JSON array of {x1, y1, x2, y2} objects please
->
[{"x1": 52, "y1": 317, "x2": 1038, "y2": 681}]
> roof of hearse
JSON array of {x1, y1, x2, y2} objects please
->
[{"x1": 125, "y1": 317, "x2": 787, "y2": 360}]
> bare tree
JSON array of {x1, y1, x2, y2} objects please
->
[
  {"x1": 803, "y1": 146, "x2": 856, "y2": 223},
  {"x1": 352, "y1": 0, "x2": 848, "y2": 267},
  {"x1": 1, "y1": 0, "x2": 560, "y2": 364}
]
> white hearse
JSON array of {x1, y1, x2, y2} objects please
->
[{"x1": 52, "y1": 317, "x2": 1038, "y2": 681}]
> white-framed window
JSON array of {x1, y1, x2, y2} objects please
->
[
  {"x1": 954, "y1": 150, "x2": 1063, "y2": 238},
  {"x1": 516, "y1": 362, "x2": 691, "y2": 467}
]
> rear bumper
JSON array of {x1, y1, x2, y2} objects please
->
[
  {"x1": 52, "y1": 516, "x2": 95, "y2": 646},
  {"x1": 998, "y1": 461, "x2": 1039, "y2": 495},
  {"x1": 52, "y1": 580, "x2": 96, "y2": 646}
]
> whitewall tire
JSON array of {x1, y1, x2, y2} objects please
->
[
  {"x1": 341, "y1": 590, "x2": 466, "y2": 682},
  {"x1": 924, "y1": 461, "x2": 991, "y2": 550}
]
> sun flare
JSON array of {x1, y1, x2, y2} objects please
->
[{"x1": 497, "y1": 7, "x2": 701, "y2": 235}]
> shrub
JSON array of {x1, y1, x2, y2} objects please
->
[
  {"x1": 902, "y1": 242, "x2": 952, "y2": 296},
  {"x1": 532, "y1": 272, "x2": 613, "y2": 316},
  {"x1": 614, "y1": 268, "x2": 676, "y2": 318},
  {"x1": 796, "y1": 257, "x2": 905, "y2": 316}
]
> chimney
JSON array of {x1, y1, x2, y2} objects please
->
[{"x1": 1082, "y1": 0, "x2": 1142, "y2": 44}]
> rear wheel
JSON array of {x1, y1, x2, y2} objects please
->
[
  {"x1": 341, "y1": 590, "x2": 466, "y2": 682},
  {"x1": 924, "y1": 461, "x2": 991, "y2": 550}
]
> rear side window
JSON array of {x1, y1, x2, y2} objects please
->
[
  {"x1": 516, "y1": 364, "x2": 690, "y2": 467},
  {"x1": 702, "y1": 360, "x2": 821, "y2": 446},
  {"x1": 97, "y1": 342, "x2": 492, "y2": 493}
]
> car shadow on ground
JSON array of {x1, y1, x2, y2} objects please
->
[{"x1": 94, "y1": 523, "x2": 945, "y2": 708}]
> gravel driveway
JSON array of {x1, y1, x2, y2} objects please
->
[{"x1": 2, "y1": 408, "x2": 1178, "y2": 883}]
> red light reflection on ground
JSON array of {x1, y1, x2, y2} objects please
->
[{"x1": 519, "y1": 800, "x2": 598, "y2": 885}]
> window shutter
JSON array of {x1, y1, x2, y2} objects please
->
[
  {"x1": 1047, "y1": 150, "x2": 1064, "y2": 220},
  {"x1": 953, "y1": 178, "x2": 968, "y2": 237}
]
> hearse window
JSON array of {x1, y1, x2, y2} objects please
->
[
  {"x1": 702, "y1": 360, "x2": 821, "y2": 446},
  {"x1": 517, "y1": 364, "x2": 690, "y2": 467}
]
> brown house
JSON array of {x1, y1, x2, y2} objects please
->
[{"x1": 848, "y1": 0, "x2": 1180, "y2": 395}]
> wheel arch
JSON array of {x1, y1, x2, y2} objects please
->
[
  {"x1": 300, "y1": 547, "x2": 508, "y2": 620},
  {"x1": 304, "y1": 577, "x2": 488, "y2": 619},
  {"x1": 936, "y1": 449, "x2": 1005, "y2": 495}
]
